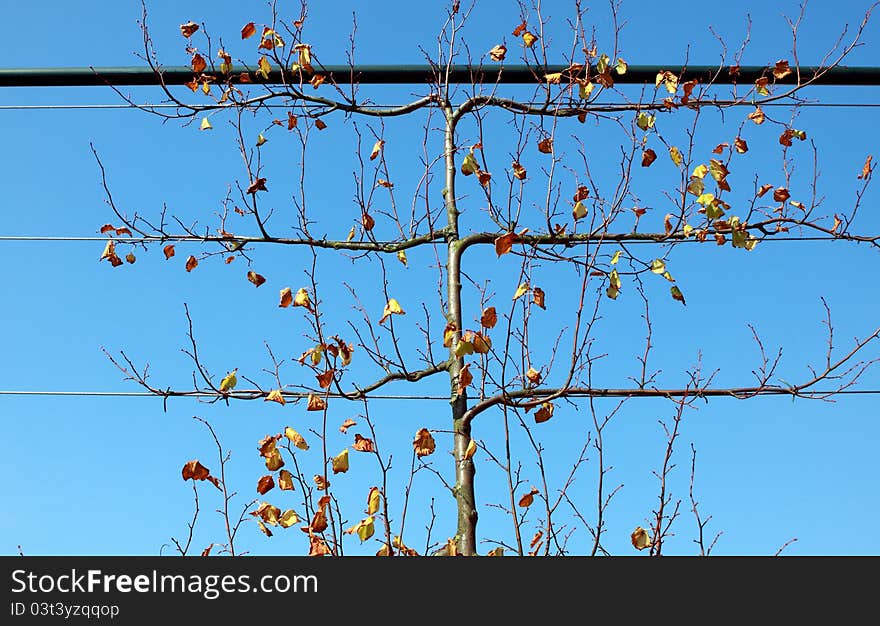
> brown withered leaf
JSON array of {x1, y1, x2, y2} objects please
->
[
  {"x1": 477, "y1": 170, "x2": 492, "y2": 187},
  {"x1": 735, "y1": 137, "x2": 749, "y2": 154},
  {"x1": 353, "y1": 434, "x2": 375, "y2": 453},
  {"x1": 191, "y1": 53, "x2": 207, "y2": 74},
  {"x1": 257, "y1": 434, "x2": 279, "y2": 458},
  {"x1": 308, "y1": 535, "x2": 331, "y2": 557},
  {"x1": 284, "y1": 426, "x2": 309, "y2": 450},
  {"x1": 314, "y1": 119, "x2": 327, "y2": 130},
  {"x1": 487, "y1": 547, "x2": 504, "y2": 557},
  {"x1": 494, "y1": 231, "x2": 517, "y2": 257},
  {"x1": 518, "y1": 487, "x2": 539, "y2": 508},
  {"x1": 316, "y1": 369, "x2": 335, "y2": 389},
  {"x1": 369, "y1": 139, "x2": 385, "y2": 161},
  {"x1": 413, "y1": 428, "x2": 435, "y2": 457},
  {"x1": 339, "y1": 418, "x2": 357, "y2": 434},
  {"x1": 641, "y1": 149, "x2": 657, "y2": 167},
  {"x1": 279, "y1": 287, "x2": 293, "y2": 308},
  {"x1": 162, "y1": 244, "x2": 175, "y2": 260},
  {"x1": 241, "y1": 22, "x2": 256, "y2": 39},
  {"x1": 362, "y1": 212, "x2": 375, "y2": 231},
  {"x1": 200, "y1": 543, "x2": 215, "y2": 556},
  {"x1": 182, "y1": 460, "x2": 210, "y2": 481},
  {"x1": 379, "y1": 298, "x2": 405, "y2": 324},
  {"x1": 125, "y1": 253, "x2": 136, "y2": 264},
  {"x1": 246, "y1": 178, "x2": 268, "y2": 194},
  {"x1": 99, "y1": 224, "x2": 114, "y2": 234},
  {"x1": 757, "y1": 183, "x2": 774, "y2": 198},
  {"x1": 512, "y1": 21, "x2": 527, "y2": 36},
  {"x1": 257, "y1": 520, "x2": 273, "y2": 537},
  {"x1": 748, "y1": 106, "x2": 765, "y2": 125},
  {"x1": 532, "y1": 287, "x2": 546, "y2": 310},
  {"x1": 773, "y1": 187, "x2": 790, "y2": 203},
  {"x1": 278, "y1": 469, "x2": 295, "y2": 491},
  {"x1": 489, "y1": 44, "x2": 507, "y2": 62},
  {"x1": 313, "y1": 474, "x2": 329, "y2": 491},
  {"x1": 712, "y1": 143, "x2": 729, "y2": 154},
  {"x1": 180, "y1": 21, "x2": 200, "y2": 38},
  {"x1": 458, "y1": 364, "x2": 473, "y2": 395},
  {"x1": 310, "y1": 73, "x2": 325, "y2": 89},
  {"x1": 472, "y1": 332, "x2": 492, "y2": 354},
  {"x1": 534, "y1": 401, "x2": 554, "y2": 423},
  {"x1": 480, "y1": 307, "x2": 497, "y2": 329},
  {"x1": 304, "y1": 393, "x2": 328, "y2": 412},
  {"x1": 512, "y1": 161, "x2": 527, "y2": 180},
  {"x1": 254, "y1": 503, "x2": 281, "y2": 527},
  {"x1": 246, "y1": 271, "x2": 266, "y2": 287},
  {"x1": 257, "y1": 475, "x2": 275, "y2": 495},
  {"x1": 265, "y1": 389, "x2": 286, "y2": 405},
  {"x1": 537, "y1": 137, "x2": 553, "y2": 154},
  {"x1": 858, "y1": 155, "x2": 873, "y2": 180},
  {"x1": 573, "y1": 185, "x2": 590, "y2": 202},
  {"x1": 773, "y1": 60, "x2": 792, "y2": 80}
]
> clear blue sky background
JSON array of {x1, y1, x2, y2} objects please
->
[{"x1": 1, "y1": 0, "x2": 878, "y2": 556}]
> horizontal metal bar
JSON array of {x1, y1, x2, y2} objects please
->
[{"x1": 1, "y1": 65, "x2": 880, "y2": 87}]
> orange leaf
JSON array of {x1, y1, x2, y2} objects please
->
[
  {"x1": 512, "y1": 22, "x2": 527, "y2": 36},
  {"x1": 773, "y1": 187, "x2": 790, "y2": 203},
  {"x1": 537, "y1": 137, "x2": 553, "y2": 154},
  {"x1": 413, "y1": 428, "x2": 435, "y2": 457},
  {"x1": 858, "y1": 155, "x2": 873, "y2": 180},
  {"x1": 241, "y1": 22, "x2": 256, "y2": 39},
  {"x1": 316, "y1": 370, "x2": 335, "y2": 389},
  {"x1": 310, "y1": 73, "x2": 326, "y2": 89},
  {"x1": 480, "y1": 307, "x2": 497, "y2": 329},
  {"x1": 369, "y1": 139, "x2": 385, "y2": 161},
  {"x1": 247, "y1": 271, "x2": 266, "y2": 287},
  {"x1": 265, "y1": 448, "x2": 284, "y2": 471},
  {"x1": 279, "y1": 469, "x2": 295, "y2": 491},
  {"x1": 353, "y1": 434, "x2": 375, "y2": 453},
  {"x1": 735, "y1": 137, "x2": 749, "y2": 154},
  {"x1": 773, "y1": 60, "x2": 792, "y2": 80},
  {"x1": 573, "y1": 185, "x2": 590, "y2": 202},
  {"x1": 494, "y1": 232, "x2": 517, "y2": 256},
  {"x1": 287, "y1": 112, "x2": 298, "y2": 130},
  {"x1": 362, "y1": 212, "x2": 375, "y2": 231},
  {"x1": 185, "y1": 255, "x2": 198, "y2": 272},
  {"x1": 631, "y1": 526, "x2": 653, "y2": 550},
  {"x1": 257, "y1": 475, "x2": 275, "y2": 495},
  {"x1": 309, "y1": 535, "x2": 331, "y2": 557},
  {"x1": 314, "y1": 119, "x2": 327, "y2": 130},
  {"x1": 313, "y1": 475, "x2": 329, "y2": 491},
  {"x1": 757, "y1": 184, "x2": 774, "y2": 198},
  {"x1": 518, "y1": 487, "x2": 539, "y2": 507},
  {"x1": 377, "y1": 179, "x2": 394, "y2": 189},
  {"x1": 526, "y1": 367, "x2": 541, "y2": 385},
  {"x1": 379, "y1": 298, "x2": 405, "y2": 324},
  {"x1": 512, "y1": 161, "x2": 527, "y2": 180}
]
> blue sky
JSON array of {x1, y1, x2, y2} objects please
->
[{"x1": 1, "y1": 0, "x2": 879, "y2": 556}]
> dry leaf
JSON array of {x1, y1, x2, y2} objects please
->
[
  {"x1": 241, "y1": 22, "x2": 256, "y2": 39},
  {"x1": 532, "y1": 287, "x2": 546, "y2": 310},
  {"x1": 512, "y1": 282, "x2": 530, "y2": 301},
  {"x1": 413, "y1": 428, "x2": 435, "y2": 457},
  {"x1": 163, "y1": 244, "x2": 175, "y2": 259},
  {"x1": 489, "y1": 44, "x2": 507, "y2": 61},
  {"x1": 526, "y1": 367, "x2": 541, "y2": 385},
  {"x1": 313, "y1": 475, "x2": 329, "y2": 491},
  {"x1": 464, "y1": 438, "x2": 477, "y2": 461},
  {"x1": 534, "y1": 402, "x2": 554, "y2": 423},
  {"x1": 279, "y1": 469, "x2": 295, "y2": 491},
  {"x1": 180, "y1": 21, "x2": 200, "y2": 38},
  {"x1": 279, "y1": 287, "x2": 293, "y2": 308},
  {"x1": 518, "y1": 487, "x2": 539, "y2": 508},
  {"x1": 353, "y1": 434, "x2": 375, "y2": 453},
  {"x1": 247, "y1": 271, "x2": 266, "y2": 287},
  {"x1": 480, "y1": 307, "x2": 497, "y2": 329},
  {"x1": 185, "y1": 255, "x2": 198, "y2": 272},
  {"x1": 631, "y1": 526, "x2": 652, "y2": 550},
  {"x1": 332, "y1": 449, "x2": 349, "y2": 474},
  {"x1": 284, "y1": 426, "x2": 309, "y2": 450},
  {"x1": 339, "y1": 418, "x2": 357, "y2": 434},
  {"x1": 494, "y1": 232, "x2": 517, "y2": 256},
  {"x1": 257, "y1": 475, "x2": 275, "y2": 495},
  {"x1": 537, "y1": 137, "x2": 553, "y2": 154},
  {"x1": 265, "y1": 389, "x2": 286, "y2": 405},
  {"x1": 368, "y1": 487, "x2": 381, "y2": 515},
  {"x1": 181, "y1": 460, "x2": 210, "y2": 481},
  {"x1": 458, "y1": 364, "x2": 473, "y2": 394},
  {"x1": 512, "y1": 161, "x2": 527, "y2": 180},
  {"x1": 379, "y1": 298, "x2": 405, "y2": 324},
  {"x1": 307, "y1": 393, "x2": 327, "y2": 412}
]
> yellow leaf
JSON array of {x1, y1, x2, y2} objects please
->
[
  {"x1": 265, "y1": 389, "x2": 286, "y2": 405},
  {"x1": 257, "y1": 56, "x2": 271, "y2": 80},
  {"x1": 670, "y1": 286, "x2": 686, "y2": 305},
  {"x1": 454, "y1": 340, "x2": 474, "y2": 357},
  {"x1": 631, "y1": 526, "x2": 652, "y2": 550},
  {"x1": 526, "y1": 367, "x2": 542, "y2": 385},
  {"x1": 279, "y1": 509, "x2": 299, "y2": 528},
  {"x1": 332, "y1": 449, "x2": 349, "y2": 474},
  {"x1": 610, "y1": 250, "x2": 621, "y2": 265},
  {"x1": 219, "y1": 369, "x2": 238, "y2": 392},
  {"x1": 379, "y1": 298, "x2": 405, "y2": 324},
  {"x1": 265, "y1": 448, "x2": 284, "y2": 471},
  {"x1": 368, "y1": 487, "x2": 381, "y2": 515},
  {"x1": 522, "y1": 31, "x2": 538, "y2": 47},
  {"x1": 284, "y1": 426, "x2": 309, "y2": 450},
  {"x1": 199, "y1": 117, "x2": 212, "y2": 131},
  {"x1": 615, "y1": 58, "x2": 628, "y2": 75},
  {"x1": 256, "y1": 133, "x2": 267, "y2": 147},
  {"x1": 691, "y1": 164, "x2": 708, "y2": 179},
  {"x1": 512, "y1": 282, "x2": 530, "y2": 301},
  {"x1": 464, "y1": 439, "x2": 477, "y2": 460},
  {"x1": 669, "y1": 146, "x2": 683, "y2": 166},
  {"x1": 578, "y1": 79, "x2": 594, "y2": 99},
  {"x1": 293, "y1": 287, "x2": 312, "y2": 310},
  {"x1": 572, "y1": 200, "x2": 588, "y2": 220},
  {"x1": 650, "y1": 259, "x2": 666, "y2": 274},
  {"x1": 461, "y1": 151, "x2": 479, "y2": 176},
  {"x1": 279, "y1": 469, "x2": 295, "y2": 491},
  {"x1": 397, "y1": 250, "x2": 407, "y2": 266},
  {"x1": 487, "y1": 547, "x2": 505, "y2": 557},
  {"x1": 346, "y1": 517, "x2": 375, "y2": 542}
]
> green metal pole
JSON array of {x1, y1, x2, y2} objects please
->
[{"x1": 1, "y1": 65, "x2": 880, "y2": 87}]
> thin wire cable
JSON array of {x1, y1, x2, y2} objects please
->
[
  {"x1": 2, "y1": 101, "x2": 880, "y2": 111},
  {"x1": 0, "y1": 235, "x2": 872, "y2": 244},
  {"x1": 1, "y1": 389, "x2": 879, "y2": 399}
]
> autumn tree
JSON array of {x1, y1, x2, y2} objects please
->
[{"x1": 96, "y1": 1, "x2": 878, "y2": 556}]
